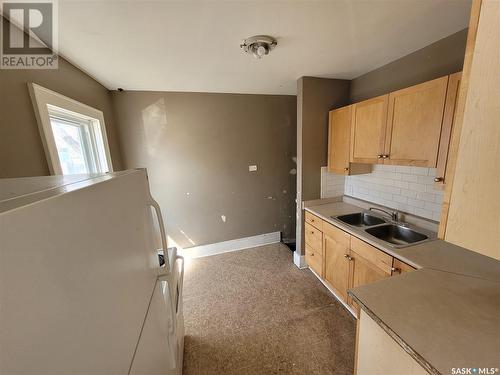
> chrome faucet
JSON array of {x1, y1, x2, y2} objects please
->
[{"x1": 369, "y1": 207, "x2": 400, "y2": 222}]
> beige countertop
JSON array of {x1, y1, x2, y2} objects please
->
[{"x1": 304, "y1": 197, "x2": 500, "y2": 375}]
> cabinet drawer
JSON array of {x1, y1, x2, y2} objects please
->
[
  {"x1": 392, "y1": 259, "x2": 416, "y2": 275},
  {"x1": 350, "y1": 237, "x2": 392, "y2": 275},
  {"x1": 305, "y1": 244, "x2": 323, "y2": 277},
  {"x1": 305, "y1": 211, "x2": 323, "y2": 231},
  {"x1": 305, "y1": 223, "x2": 322, "y2": 254}
]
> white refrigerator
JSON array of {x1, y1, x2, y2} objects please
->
[{"x1": 0, "y1": 169, "x2": 184, "y2": 375}]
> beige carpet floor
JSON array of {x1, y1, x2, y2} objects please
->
[{"x1": 182, "y1": 243, "x2": 356, "y2": 374}]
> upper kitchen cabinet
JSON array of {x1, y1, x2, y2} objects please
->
[
  {"x1": 383, "y1": 76, "x2": 449, "y2": 167},
  {"x1": 328, "y1": 105, "x2": 371, "y2": 175},
  {"x1": 350, "y1": 95, "x2": 389, "y2": 164},
  {"x1": 434, "y1": 72, "x2": 462, "y2": 188}
]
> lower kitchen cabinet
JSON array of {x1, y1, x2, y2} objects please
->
[
  {"x1": 304, "y1": 211, "x2": 415, "y2": 315},
  {"x1": 323, "y1": 222, "x2": 351, "y2": 301},
  {"x1": 305, "y1": 243, "x2": 323, "y2": 277},
  {"x1": 392, "y1": 259, "x2": 416, "y2": 275}
]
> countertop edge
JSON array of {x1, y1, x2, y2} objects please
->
[{"x1": 348, "y1": 290, "x2": 440, "y2": 375}]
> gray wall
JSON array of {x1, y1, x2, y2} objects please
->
[
  {"x1": 296, "y1": 77, "x2": 350, "y2": 258},
  {"x1": 350, "y1": 29, "x2": 468, "y2": 103},
  {"x1": 111, "y1": 91, "x2": 296, "y2": 248},
  {"x1": 0, "y1": 57, "x2": 123, "y2": 178}
]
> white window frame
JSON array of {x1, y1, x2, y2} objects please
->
[{"x1": 28, "y1": 83, "x2": 113, "y2": 175}]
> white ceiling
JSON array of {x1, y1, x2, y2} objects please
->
[{"x1": 58, "y1": 0, "x2": 471, "y2": 95}]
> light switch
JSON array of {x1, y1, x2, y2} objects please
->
[{"x1": 249, "y1": 165, "x2": 258, "y2": 172}]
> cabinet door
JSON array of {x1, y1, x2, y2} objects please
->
[
  {"x1": 323, "y1": 223, "x2": 351, "y2": 301},
  {"x1": 328, "y1": 106, "x2": 352, "y2": 174},
  {"x1": 351, "y1": 95, "x2": 389, "y2": 164},
  {"x1": 351, "y1": 252, "x2": 391, "y2": 290},
  {"x1": 384, "y1": 76, "x2": 449, "y2": 167},
  {"x1": 435, "y1": 72, "x2": 462, "y2": 188},
  {"x1": 392, "y1": 259, "x2": 416, "y2": 275}
]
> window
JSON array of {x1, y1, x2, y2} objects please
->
[{"x1": 29, "y1": 83, "x2": 113, "y2": 175}]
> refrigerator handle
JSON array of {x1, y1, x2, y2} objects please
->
[{"x1": 148, "y1": 197, "x2": 171, "y2": 272}]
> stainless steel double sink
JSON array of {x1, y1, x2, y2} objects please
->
[{"x1": 332, "y1": 212, "x2": 436, "y2": 248}]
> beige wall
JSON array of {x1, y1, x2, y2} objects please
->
[
  {"x1": 350, "y1": 29, "x2": 468, "y2": 103},
  {"x1": 111, "y1": 91, "x2": 296, "y2": 248},
  {"x1": 295, "y1": 77, "x2": 351, "y2": 258},
  {"x1": 0, "y1": 56, "x2": 123, "y2": 177}
]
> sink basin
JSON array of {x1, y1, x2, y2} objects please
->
[
  {"x1": 365, "y1": 224, "x2": 428, "y2": 246},
  {"x1": 336, "y1": 212, "x2": 386, "y2": 227}
]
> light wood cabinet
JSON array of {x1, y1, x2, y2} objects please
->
[
  {"x1": 328, "y1": 106, "x2": 351, "y2": 174},
  {"x1": 350, "y1": 237, "x2": 393, "y2": 275},
  {"x1": 305, "y1": 243, "x2": 323, "y2": 277},
  {"x1": 305, "y1": 222, "x2": 322, "y2": 253},
  {"x1": 304, "y1": 211, "x2": 323, "y2": 231},
  {"x1": 440, "y1": 0, "x2": 500, "y2": 261},
  {"x1": 304, "y1": 211, "x2": 421, "y2": 313},
  {"x1": 392, "y1": 259, "x2": 416, "y2": 275},
  {"x1": 350, "y1": 95, "x2": 389, "y2": 164},
  {"x1": 350, "y1": 239, "x2": 392, "y2": 314},
  {"x1": 435, "y1": 72, "x2": 462, "y2": 188},
  {"x1": 328, "y1": 106, "x2": 371, "y2": 175},
  {"x1": 323, "y1": 222, "x2": 351, "y2": 301},
  {"x1": 329, "y1": 73, "x2": 462, "y2": 169},
  {"x1": 384, "y1": 76, "x2": 449, "y2": 167}
]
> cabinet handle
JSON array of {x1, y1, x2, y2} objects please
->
[{"x1": 434, "y1": 177, "x2": 444, "y2": 182}]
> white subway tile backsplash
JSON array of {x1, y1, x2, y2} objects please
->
[
  {"x1": 337, "y1": 164, "x2": 444, "y2": 221},
  {"x1": 401, "y1": 173, "x2": 418, "y2": 182},
  {"x1": 411, "y1": 167, "x2": 429, "y2": 175},
  {"x1": 395, "y1": 166, "x2": 413, "y2": 174},
  {"x1": 408, "y1": 182, "x2": 426, "y2": 192},
  {"x1": 401, "y1": 189, "x2": 418, "y2": 198},
  {"x1": 417, "y1": 191, "x2": 437, "y2": 202},
  {"x1": 407, "y1": 197, "x2": 425, "y2": 208},
  {"x1": 320, "y1": 167, "x2": 346, "y2": 199}
]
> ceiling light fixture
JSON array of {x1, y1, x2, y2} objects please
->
[{"x1": 240, "y1": 35, "x2": 277, "y2": 59}]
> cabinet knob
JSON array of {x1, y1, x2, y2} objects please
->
[
  {"x1": 382, "y1": 154, "x2": 389, "y2": 159},
  {"x1": 391, "y1": 267, "x2": 401, "y2": 274},
  {"x1": 344, "y1": 167, "x2": 349, "y2": 171},
  {"x1": 377, "y1": 155, "x2": 383, "y2": 159},
  {"x1": 344, "y1": 254, "x2": 353, "y2": 261},
  {"x1": 434, "y1": 177, "x2": 444, "y2": 182}
]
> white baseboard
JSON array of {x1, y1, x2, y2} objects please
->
[
  {"x1": 309, "y1": 267, "x2": 358, "y2": 318},
  {"x1": 180, "y1": 231, "x2": 281, "y2": 258},
  {"x1": 293, "y1": 252, "x2": 307, "y2": 269}
]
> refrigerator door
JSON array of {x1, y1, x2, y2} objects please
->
[
  {"x1": 130, "y1": 254, "x2": 185, "y2": 375},
  {"x1": 0, "y1": 170, "x2": 161, "y2": 375}
]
